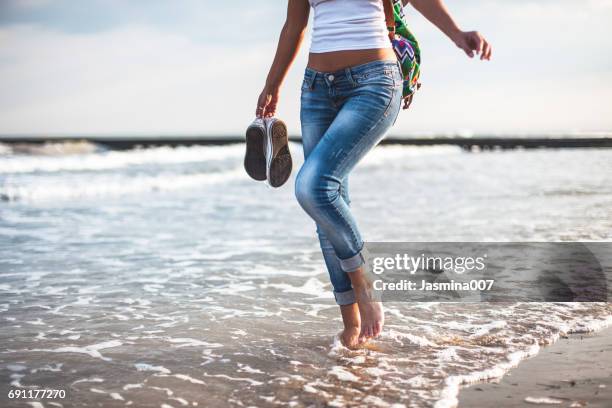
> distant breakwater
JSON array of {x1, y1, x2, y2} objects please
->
[{"x1": 1, "y1": 135, "x2": 611, "y2": 151}]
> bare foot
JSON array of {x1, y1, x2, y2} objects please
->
[
  {"x1": 339, "y1": 303, "x2": 363, "y2": 349},
  {"x1": 340, "y1": 326, "x2": 362, "y2": 349},
  {"x1": 348, "y1": 268, "x2": 384, "y2": 342}
]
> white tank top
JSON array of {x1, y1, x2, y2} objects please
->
[{"x1": 309, "y1": 0, "x2": 391, "y2": 53}]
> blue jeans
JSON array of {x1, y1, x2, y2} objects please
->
[{"x1": 296, "y1": 60, "x2": 402, "y2": 305}]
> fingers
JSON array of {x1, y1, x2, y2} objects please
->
[
  {"x1": 483, "y1": 41, "x2": 492, "y2": 60},
  {"x1": 470, "y1": 31, "x2": 493, "y2": 61},
  {"x1": 475, "y1": 33, "x2": 484, "y2": 56},
  {"x1": 256, "y1": 91, "x2": 279, "y2": 118},
  {"x1": 265, "y1": 98, "x2": 277, "y2": 118},
  {"x1": 480, "y1": 38, "x2": 492, "y2": 60},
  {"x1": 460, "y1": 31, "x2": 492, "y2": 61},
  {"x1": 256, "y1": 92, "x2": 270, "y2": 118},
  {"x1": 255, "y1": 94, "x2": 267, "y2": 118}
]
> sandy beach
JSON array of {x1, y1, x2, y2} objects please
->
[{"x1": 459, "y1": 325, "x2": 612, "y2": 407}]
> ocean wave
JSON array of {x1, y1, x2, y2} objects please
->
[
  {"x1": 1, "y1": 167, "x2": 245, "y2": 202},
  {"x1": 360, "y1": 145, "x2": 464, "y2": 168},
  {"x1": 0, "y1": 144, "x2": 245, "y2": 174},
  {"x1": 0, "y1": 140, "x2": 100, "y2": 156},
  {"x1": 0, "y1": 143, "x2": 465, "y2": 175}
]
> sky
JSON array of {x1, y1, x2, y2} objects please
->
[{"x1": 0, "y1": 0, "x2": 611, "y2": 136}]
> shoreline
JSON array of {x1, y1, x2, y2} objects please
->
[
  {"x1": 1, "y1": 136, "x2": 612, "y2": 151},
  {"x1": 457, "y1": 325, "x2": 612, "y2": 407}
]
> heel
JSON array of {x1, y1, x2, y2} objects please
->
[
  {"x1": 244, "y1": 125, "x2": 267, "y2": 181},
  {"x1": 268, "y1": 120, "x2": 292, "y2": 188}
]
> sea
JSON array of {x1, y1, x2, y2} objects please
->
[{"x1": 1, "y1": 140, "x2": 611, "y2": 407}]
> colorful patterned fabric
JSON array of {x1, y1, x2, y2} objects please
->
[{"x1": 388, "y1": 0, "x2": 421, "y2": 108}]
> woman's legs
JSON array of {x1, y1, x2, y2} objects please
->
[
  {"x1": 300, "y1": 83, "x2": 362, "y2": 347},
  {"x1": 315, "y1": 178, "x2": 355, "y2": 305},
  {"x1": 298, "y1": 61, "x2": 402, "y2": 344},
  {"x1": 317, "y1": 185, "x2": 363, "y2": 348}
]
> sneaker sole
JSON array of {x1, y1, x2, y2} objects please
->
[
  {"x1": 268, "y1": 120, "x2": 292, "y2": 188},
  {"x1": 244, "y1": 125, "x2": 267, "y2": 181}
]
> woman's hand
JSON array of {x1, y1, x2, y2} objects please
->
[
  {"x1": 452, "y1": 30, "x2": 492, "y2": 60},
  {"x1": 256, "y1": 85, "x2": 280, "y2": 118},
  {"x1": 409, "y1": 0, "x2": 492, "y2": 61}
]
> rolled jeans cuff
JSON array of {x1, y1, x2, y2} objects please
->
[
  {"x1": 339, "y1": 251, "x2": 365, "y2": 272},
  {"x1": 334, "y1": 288, "x2": 356, "y2": 305}
]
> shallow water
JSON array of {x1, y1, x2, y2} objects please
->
[{"x1": 1, "y1": 142, "x2": 611, "y2": 407}]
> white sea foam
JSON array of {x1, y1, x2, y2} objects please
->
[
  {"x1": 435, "y1": 341, "x2": 541, "y2": 408},
  {"x1": 0, "y1": 144, "x2": 244, "y2": 174},
  {"x1": 568, "y1": 313, "x2": 612, "y2": 333},
  {"x1": 1, "y1": 167, "x2": 244, "y2": 201},
  {"x1": 264, "y1": 277, "x2": 332, "y2": 298},
  {"x1": 31, "y1": 363, "x2": 63, "y2": 373},
  {"x1": 328, "y1": 366, "x2": 359, "y2": 382},
  {"x1": 165, "y1": 374, "x2": 206, "y2": 385},
  {"x1": 7, "y1": 364, "x2": 27, "y2": 372},
  {"x1": 524, "y1": 396, "x2": 564, "y2": 404},
  {"x1": 469, "y1": 320, "x2": 507, "y2": 337},
  {"x1": 33, "y1": 340, "x2": 123, "y2": 361},
  {"x1": 165, "y1": 338, "x2": 223, "y2": 348},
  {"x1": 434, "y1": 313, "x2": 612, "y2": 408},
  {"x1": 385, "y1": 329, "x2": 437, "y2": 347},
  {"x1": 202, "y1": 373, "x2": 263, "y2": 386},
  {"x1": 237, "y1": 363, "x2": 265, "y2": 374},
  {"x1": 1, "y1": 141, "x2": 99, "y2": 157},
  {"x1": 436, "y1": 347, "x2": 460, "y2": 362},
  {"x1": 72, "y1": 377, "x2": 105, "y2": 385},
  {"x1": 361, "y1": 145, "x2": 463, "y2": 168},
  {"x1": 0, "y1": 143, "x2": 11, "y2": 155},
  {"x1": 110, "y1": 392, "x2": 124, "y2": 400},
  {"x1": 362, "y1": 395, "x2": 400, "y2": 407},
  {"x1": 123, "y1": 383, "x2": 144, "y2": 390},
  {"x1": 134, "y1": 363, "x2": 171, "y2": 374}
]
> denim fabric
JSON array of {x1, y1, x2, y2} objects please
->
[{"x1": 297, "y1": 59, "x2": 402, "y2": 305}]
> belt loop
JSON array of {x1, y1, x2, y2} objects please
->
[
  {"x1": 308, "y1": 71, "x2": 317, "y2": 90},
  {"x1": 345, "y1": 67, "x2": 356, "y2": 88}
]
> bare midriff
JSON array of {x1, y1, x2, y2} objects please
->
[{"x1": 307, "y1": 48, "x2": 397, "y2": 72}]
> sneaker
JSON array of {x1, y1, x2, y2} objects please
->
[
  {"x1": 244, "y1": 118, "x2": 267, "y2": 181},
  {"x1": 264, "y1": 117, "x2": 292, "y2": 188}
]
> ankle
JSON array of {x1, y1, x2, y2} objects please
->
[
  {"x1": 347, "y1": 268, "x2": 372, "y2": 288},
  {"x1": 343, "y1": 325, "x2": 361, "y2": 333},
  {"x1": 339, "y1": 303, "x2": 360, "y2": 329},
  {"x1": 350, "y1": 276, "x2": 373, "y2": 291},
  {"x1": 343, "y1": 322, "x2": 360, "y2": 330}
]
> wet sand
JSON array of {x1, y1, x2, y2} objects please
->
[{"x1": 459, "y1": 325, "x2": 612, "y2": 407}]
